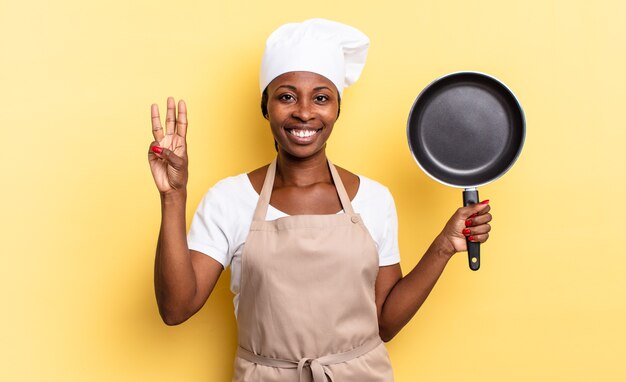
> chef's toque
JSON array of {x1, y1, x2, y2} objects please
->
[{"x1": 259, "y1": 18, "x2": 370, "y2": 96}]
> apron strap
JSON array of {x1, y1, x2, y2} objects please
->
[
  {"x1": 252, "y1": 157, "x2": 355, "y2": 222},
  {"x1": 252, "y1": 158, "x2": 277, "y2": 222},
  {"x1": 327, "y1": 159, "x2": 355, "y2": 215}
]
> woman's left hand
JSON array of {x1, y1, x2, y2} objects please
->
[{"x1": 439, "y1": 200, "x2": 492, "y2": 256}]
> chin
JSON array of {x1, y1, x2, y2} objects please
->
[{"x1": 278, "y1": 144, "x2": 327, "y2": 160}]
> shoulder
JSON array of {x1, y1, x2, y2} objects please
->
[
  {"x1": 332, "y1": 164, "x2": 394, "y2": 207},
  {"x1": 209, "y1": 173, "x2": 252, "y2": 195},
  {"x1": 354, "y1": 175, "x2": 395, "y2": 207},
  {"x1": 199, "y1": 173, "x2": 257, "y2": 208},
  {"x1": 190, "y1": 173, "x2": 258, "y2": 237}
]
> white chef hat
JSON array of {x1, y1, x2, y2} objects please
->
[{"x1": 259, "y1": 18, "x2": 370, "y2": 96}]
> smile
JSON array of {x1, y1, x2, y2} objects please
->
[{"x1": 287, "y1": 129, "x2": 321, "y2": 138}]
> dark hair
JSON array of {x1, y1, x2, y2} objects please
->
[{"x1": 261, "y1": 87, "x2": 341, "y2": 119}]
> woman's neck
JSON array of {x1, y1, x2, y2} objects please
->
[{"x1": 275, "y1": 150, "x2": 331, "y2": 188}]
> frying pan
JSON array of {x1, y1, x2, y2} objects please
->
[{"x1": 407, "y1": 71, "x2": 525, "y2": 271}]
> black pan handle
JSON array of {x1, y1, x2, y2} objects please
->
[{"x1": 463, "y1": 189, "x2": 480, "y2": 271}]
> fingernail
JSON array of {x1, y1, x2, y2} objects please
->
[
  {"x1": 468, "y1": 236, "x2": 475, "y2": 241},
  {"x1": 463, "y1": 228, "x2": 471, "y2": 235},
  {"x1": 465, "y1": 219, "x2": 472, "y2": 227},
  {"x1": 480, "y1": 200, "x2": 490, "y2": 205},
  {"x1": 470, "y1": 213, "x2": 478, "y2": 218},
  {"x1": 151, "y1": 146, "x2": 163, "y2": 154}
]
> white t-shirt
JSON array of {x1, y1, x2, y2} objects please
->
[{"x1": 187, "y1": 173, "x2": 401, "y2": 316}]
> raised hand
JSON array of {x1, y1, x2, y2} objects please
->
[{"x1": 148, "y1": 97, "x2": 189, "y2": 194}]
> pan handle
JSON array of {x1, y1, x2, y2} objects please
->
[{"x1": 463, "y1": 189, "x2": 480, "y2": 271}]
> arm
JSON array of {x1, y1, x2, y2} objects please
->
[
  {"x1": 149, "y1": 97, "x2": 223, "y2": 326},
  {"x1": 375, "y1": 202, "x2": 492, "y2": 342},
  {"x1": 154, "y1": 192, "x2": 223, "y2": 325}
]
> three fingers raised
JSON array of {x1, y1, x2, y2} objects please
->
[{"x1": 151, "y1": 97, "x2": 188, "y2": 141}]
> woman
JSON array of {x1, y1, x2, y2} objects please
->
[{"x1": 148, "y1": 19, "x2": 492, "y2": 381}]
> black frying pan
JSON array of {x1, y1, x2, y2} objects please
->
[{"x1": 407, "y1": 71, "x2": 525, "y2": 271}]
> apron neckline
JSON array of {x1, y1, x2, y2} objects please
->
[{"x1": 252, "y1": 157, "x2": 356, "y2": 222}]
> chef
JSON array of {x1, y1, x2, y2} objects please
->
[{"x1": 147, "y1": 18, "x2": 492, "y2": 381}]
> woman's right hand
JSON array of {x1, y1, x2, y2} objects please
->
[{"x1": 148, "y1": 97, "x2": 189, "y2": 194}]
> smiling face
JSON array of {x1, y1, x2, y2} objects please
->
[{"x1": 265, "y1": 71, "x2": 340, "y2": 160}]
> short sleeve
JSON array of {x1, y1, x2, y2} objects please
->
[
  {"x1": 187, "y1": 187, "x2": 232, "y2": 268},
  {"x1": 377, "y1": 190, "x2": 401, "y2": 266}
]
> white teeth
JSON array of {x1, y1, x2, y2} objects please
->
[{"x1": 289, "y1": 129, "x2": 318, "y2": 138}]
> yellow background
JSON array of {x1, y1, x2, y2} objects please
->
[{"x1": 2, "y1": 0, "x2": 625, "y2": 380}]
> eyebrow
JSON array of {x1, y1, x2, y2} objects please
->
[
  {"x1": 276, "y1": 85, "x2": 297, "y2": 91},
  {"x1": 275, "y1": 85, "x2": 333, "y2": 92}
]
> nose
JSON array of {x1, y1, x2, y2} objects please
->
[{"x1": 292, "y1": 99, "x2": 314, "y2": 121}]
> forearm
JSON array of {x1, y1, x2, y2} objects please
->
[
  {"x1": 154, "y1": 190, "x2": 197, "y2": 324},
  {"x1": 378, "y1": 234, "x2": 454, "y2": 341}
]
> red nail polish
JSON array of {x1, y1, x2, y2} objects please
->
[
  {"x1": 468, "y1": 236, "x2": 475, "y2": 241},
  {"x1": 470, "y1": 213, "x2": 478, "y2": 218},
  {"x1": 465, "y1": 219, "x2": 472, "y2": 227},
  {"x1": 151, "y1": 146, "x2": 163, "y2": 154},
  {"x1": 480, "y1": 199, "x2": 490, "y2": 205},
  {"x1": 463, "y1": 228, "x2": 471, "y2": 235}
]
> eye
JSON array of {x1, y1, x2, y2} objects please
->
[
  {"x1": 315, "y1": 95, "x2": 329, "y2": 103},
  {"x1": 279, "y1": 94, "x2": 295, "y2": 102}
]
